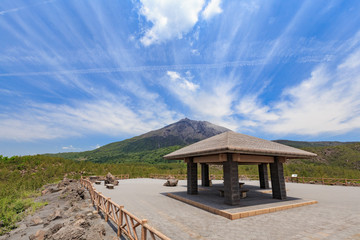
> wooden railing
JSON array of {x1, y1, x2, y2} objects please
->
[
  {"x1": 80, "y1": 177, "x2": 171, "y2": 240},
  {"x1": 149, "y1": 174, "x2": 259, "y2": 181},
  {"x1": 89, "y1": 174, "x2": 129, "y2": 182},
  {"x1": 115, "y1": 174, "x2": 130, "y2": 180},
  {"x1": 149, "y1": 174, "x2": 188, "y2": 180},
  {"x1": 285, "y1": 176, "x2": 360, "y2": 186},
  {"x1": 239, "y1": 175, "x2": 259, "y2": 181},
  {"x1": 149, "y1": 174, "x2": 360, "y2": 186}
]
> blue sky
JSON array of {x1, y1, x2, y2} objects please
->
[{"x1": 1, "y1": 0, "x2": 360, "y2": 156}]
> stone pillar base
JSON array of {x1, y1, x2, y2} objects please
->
[
  {"x1": 258, "y1": 163, "x2": 270, "y2": 189},
  {"x1": 187, "y1": 158, "x2": 198, "y2": 195},
  {"x1": 223, "y1": 154, "x2": 240, "y2": 205},
  {"x1": 201, "y1": 163, "x2": 210, "y2": 187},
  {"x1": 270, "y1": 157, "x2": 286, "y2": 199}
]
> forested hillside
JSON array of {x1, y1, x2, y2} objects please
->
[
  {"x1": 50, "y1": 145, "x2": 182, "y2": 164},
  {"x1": 49, "y1": 118, "x2": 229, "y2": 163},
  {"x1": 51, "y1": 119, "x2": 360, "y2": 169},
  {"x1": 299, "y1": 143, "x2": 360, "y2": 170},
  {"x1": 274, "y1": 140, "x2": 358, "y2": 148}
]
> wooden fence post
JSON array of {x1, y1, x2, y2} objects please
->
[
  {"x1": 141, "y1": 219, "x2": 148, "y2": 240},
  {"x1": 97, "y1": 192, "x2": 101, "y2": 212},
  {"x1": 117, "y1": 206, "x2": 124, "y2": 237},
  {"x1": 105, "y1": 198, "x2": 111, "y2": 222},
  {"x1": 90, "y1": 186, "x2": 94, "y2": 205}
]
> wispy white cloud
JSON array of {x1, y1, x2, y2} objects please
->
[
  {"x1": 338, "y1": 48, "x2": 360, "y2": 70},
  {"x1": 0, "y1": 89, "x2": 20, "y2": 96},
  {"x1": 0, "y1": 97, "x2": 180, "y2": 141},
  {"x1": 0, "y1": 1, "x2": 56, "y2": 16},
  {"x1": 137, "y1": 0, "x2": 222, "y2": 46},
  {"x1": 167, "y1": 71, "x2": 199, "y2": 91},
  {"x1": 139, "y1": 0, "x2": 205, "y2": 46},
  {"x1": 236, "y1": 95, "x2": 279, "y2": 123},
  {"x1": 0, "y1": 7, "x2": 22, "y2": 16},
  {"x1": 62, "y1": 145, "x2": 79, "y2": 150},
  {"x1": 163, "y1": 70, "x2": 237, "y2": 129},
  {"x1": 236, "y1": 45, "x2": 360, "y2": 136},
  {"x1": 202, "y1": 0, "x2": 223, "y2": 20},
  {"x1": 247, "y1": 1, "x2": 312, "y2": 83},
  {"x1": 191, "y1": 49, "x2": 200, "y2": 56},
  {"x1": 0, "y1": 60, "x2": 269, "y2": 77}
]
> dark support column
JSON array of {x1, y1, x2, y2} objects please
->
[
  {"x1": 258, "y1": 163, "x2": 270, "y2": 189},
  {"x1": 187, "y1": 158, "x2": 198, "y2": 195},
  {"x1": 223, "y1": 153, "x2": 240, "y2": 205},
  {"x1": 201, "y1": 163, "x2": 210, "y2": 187},
  {"x1": 270, "y1": 157, "x2": 287, "y2": 199}
]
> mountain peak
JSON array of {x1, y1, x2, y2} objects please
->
[
  {"x1": 139, "y1": 118, "x2": 231, "y2": 145},
  {"x1": 52, "y1": 119, "x2": 231, "y2": 163}
]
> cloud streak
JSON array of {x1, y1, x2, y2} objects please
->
[
  {"x1": 0, "y1": 98, "x2": 179, "y2": 141},
  {"x1": 62, "y1": 145, "x2": 80, "y2": 150},
  {"x1": 1, "y1": 57, "x2": 334, "y2": 77},
  {"x1": 236, "y1": 44, "x2": 360, "y2": 136},
  {"x1": 0, "y1": 0, "x2": 56, "y2": 16},
  {"x1": 162, "y1": 70, "x2": 238, "y2": 130}
]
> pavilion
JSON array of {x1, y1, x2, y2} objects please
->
[{"x1": 164, "y1": 131, "x2": 317, "y2": 205}]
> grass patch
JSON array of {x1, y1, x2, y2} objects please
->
[{"x1": 0, "y1": 192, "x2": 47, "y2": 235}]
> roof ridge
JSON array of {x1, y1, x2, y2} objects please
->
[
  {"x1": 226, "y1": 131, "x2": 230, "y2": 147},
  {"x1": 164, "y1": 130, "x2": 317, "y2": 159}
]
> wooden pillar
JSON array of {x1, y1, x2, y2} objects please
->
[
  {"x1": 270, "y1": 157, "x2": 287, "y2": 199},
  {"x1": 258, "y1": 163, "x2": 270, "y2": 189},
  {"x1": 201, "y1": 163, "x2": 210, "y2": 187},
  {"x1": 223, "y1": 153, "x2": 240, "y2": 205},
  {"x1": 187, "y1": 158, "x2": 198, "y2": 195}
]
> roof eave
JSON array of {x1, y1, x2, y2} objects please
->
[{"x1": 164, "y1": 147, "x2": 317, "y2": 160}]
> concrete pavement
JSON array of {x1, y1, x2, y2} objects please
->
[{"x1": 94, "y1": 179, "x2": 360, "y2": 240}]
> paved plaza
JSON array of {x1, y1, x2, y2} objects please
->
[{"x1": 94, "y1": 179, "x2": 360, "y2": 240}]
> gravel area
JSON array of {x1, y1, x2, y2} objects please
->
[{"x1": 94, "y1": 179, "x2": 360, "y2": 240}]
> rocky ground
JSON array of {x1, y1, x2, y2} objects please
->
[{"x1": 0, "y1": 178, "x2": 119, "y2": 240}]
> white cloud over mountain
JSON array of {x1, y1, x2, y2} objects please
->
[
  {"x1": 202, "y1": 0, "x2": 223, "y2": 20},
  {"x1": 139, "y1": 0, "x2": 223, "y2": 46},
  {"x1": 0, "y1": 96, "x2": 181, "y2": 141}
]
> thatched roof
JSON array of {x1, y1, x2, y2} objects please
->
[{"x1": 164, "y1": 131, "x2": 317, "y2": 159}]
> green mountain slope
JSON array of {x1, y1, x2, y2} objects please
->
[
  {"x1": 273, "y1": 140, "x2": 358, "y2": 148},
  {"x1": 50, "y1": 118, "x2": 360, "y2": 170},
  {"x1": 50, "y1": 118, "x2": 230, "y2": 163},
  {"x1": 299, "y1": 143, "x2": 360, "y2": 170}
]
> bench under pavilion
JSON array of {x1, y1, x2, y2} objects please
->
[{"x1": 164, "y1": 131, "x2": 316, "y2": 205}]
